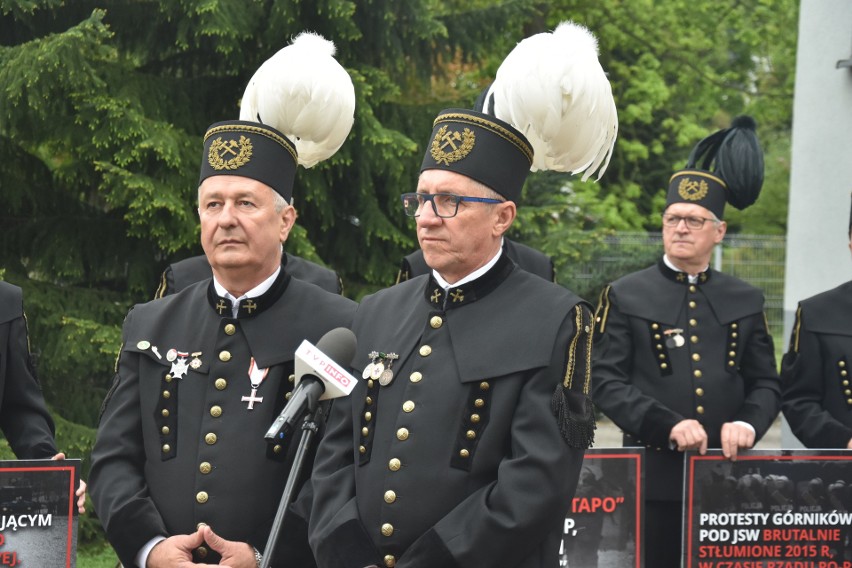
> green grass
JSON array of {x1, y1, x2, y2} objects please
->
[{"x1": 78, "y1": 542, "x2": 118, "y2": 568}]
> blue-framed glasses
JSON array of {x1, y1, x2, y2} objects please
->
[{"x1": 400, "y1": 192, "x2": 503, "y2": 219}]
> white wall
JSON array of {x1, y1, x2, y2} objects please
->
[{"x1": 782, "y1": 0, "x2": 852, "y2": 446}]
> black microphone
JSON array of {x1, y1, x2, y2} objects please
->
[{"x1": 264, "y1": 327, "x2": 357, "y2": 442}]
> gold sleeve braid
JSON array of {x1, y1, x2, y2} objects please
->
[
  {"x1": 552, "y1": 303, "x2": 596, "y2": 448},
  {"x1": 563, "y1": 304, "x2": 594, "y2": 394},
  {"x1": 562, "y1": 306, "x2": 583, "y2": 389}
]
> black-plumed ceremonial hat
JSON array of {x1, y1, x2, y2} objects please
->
[
  {"x1": 666, "y1": 116, "x2": 764, "y2": 220},
  {"x1": 419, "y1": 109, "x2": 534, "y2": 203},
  {"x1": 199, "y1": 120, "x2": 298, "y2": 202}
]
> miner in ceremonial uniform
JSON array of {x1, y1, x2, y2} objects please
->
[
  {"x1": 592, "y1": 116, "x2": 780, "y2": 567},
  {"x1": 0, "y1": 281, "x2": 61, "y2": 460},
  {"x1": 781, "y1": 197, "x2": 852, "y2": 449},
  {"x1": 0, "y1": 281, "x2": 87, "y2": 511},
  {"x1": 90, "y1": 32, "x2": 356, "y2": 568},
  {"x1": 309, "y1": 21, "x2": 618, "y2": 568}
]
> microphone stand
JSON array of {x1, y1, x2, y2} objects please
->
[{"x1": 259, "y1": 404, "x2": 323, "y2": 568}]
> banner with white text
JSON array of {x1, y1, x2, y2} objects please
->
[
  {"x1": 684, "y1": 450, "x2": 852, "y2": 568},
  {"x1": 0, "y1": 459, "x2": 80, "y2": 567},
  {"x1": 559, "y1": 448, "x2": 644, "y2": 567}
]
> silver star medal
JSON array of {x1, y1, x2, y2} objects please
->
[
  {"x1": 169, "y1": 350, "x2": 190, "y2": 379},
  {"x1": 664, "y1": 328, "x2": 685, "y2": 349}
]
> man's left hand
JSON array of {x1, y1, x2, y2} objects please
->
[
  {"x1": 720, "y1": 422, "x2": 755, "y2": 461},
  {"x1": 51, "y1": 453, "x2": 87, "y2": 513},
  {"x1": 201, "y1": 524, "x2": 257, "y2": 568}
]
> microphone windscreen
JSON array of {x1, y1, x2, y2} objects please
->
[{"x1": 315, "y1": 327, "x2": 357, "y2": 370}]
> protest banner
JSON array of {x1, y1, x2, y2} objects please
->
[
  {"x1": 559, "y1": 448, "x2": 644, "y2": 567},
  {"x1": 0, "y1": 459, "x2": 80, "y2": 567},
  {"x1": 684, "y1": 450, "x2": 852, "y2": 568}
]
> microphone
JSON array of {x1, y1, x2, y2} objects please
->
[{"x1": 264, "y1": 327, "x2": 357, "y2": 442}]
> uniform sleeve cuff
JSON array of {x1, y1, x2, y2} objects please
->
[
  {"x1": 314, "y1": 519, "x2": 381, "y2": 568},
  {"x1": 398, "y1": 528, "x2": 460, "y2": 568}
]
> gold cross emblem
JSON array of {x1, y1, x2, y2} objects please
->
[
  {"x1": 215, "y1": 299, "x2": 228, "y2": 315},
  {"x1": 242, "y1": 299, "x2": 258, "y2": 314},
  {"x1": 450, "y1": 289, "x2": 464, "y2": 303},
  {"x1": 676, "y1": 273, "x2": 685, "y2": 282},
  {"x1": 431, "y1": 289, "x2": 442, "y2": 303}
]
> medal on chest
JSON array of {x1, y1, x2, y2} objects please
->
[
  {"x1": 242, "y1": 357, "x2": 269, "y2": 410},
  {"x1": 664, "y1": 328, "x2": 685, "y2": 348},
  {"x1": 363, "y1": 351, "x2": 399, "y2": 386},
  {"x1": 167, "y1": 349, "x2": 191, "y2": 379}
]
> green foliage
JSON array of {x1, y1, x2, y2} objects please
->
[
  {"x1": 546, "y1": 0, "x2": 797, "y2": 230},
  {"x1": 0, "y1": 0, "x2": 797, "y2": 559},
  {"x1": 0, "y1": 0, "x2": 798, "y2": 419}
]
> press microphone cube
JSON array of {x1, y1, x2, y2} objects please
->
[
  {"x1": 264, "y1": 328, "x2": 357, "y2": 442},
  {"x1": 293, "y1": 335, "x2": 358, "y2": 400}
]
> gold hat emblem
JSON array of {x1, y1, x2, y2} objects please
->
[
  {"x1": 208, "y1": 135, "x2": 253, "y2": 170},
  {"x1": 431, "y1": 125, "x2": 475, "y2": 165},
  {"x1": 677, "y1": 177, "x2": 709, "y2": 201}
]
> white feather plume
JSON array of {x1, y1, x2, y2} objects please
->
[
  {"x1": 239, "y1": 31, "x2": 356, "y2": 168},
  {"x1": 489, "y1": 21, "x2": 618, "y2": 180}
]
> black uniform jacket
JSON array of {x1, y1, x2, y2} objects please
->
[
  {"x1": 90, "y1": 272, "x2": 356, "y2": 567},
  {"x1": 782, "y1": 280, "x2": 852, "y2": 448},
  {"x1": 592, "y1": 260, "x2": 780, "y2": 501},
  {"x1": 310, "y1": 255, "x2": 594, "y2": 568},
  {"x1": 155, "y1": 253, "x2": 342, "y2": 297},
  {"x1": 396, "y1": 238, "x2": 555, "y2": 284},
  {"x1": 0, "y1": 281, "x2": 57, "y2": 459}
]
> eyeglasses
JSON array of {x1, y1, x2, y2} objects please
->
[
  {"x1": 662, "y1": 213, "x2": 717, "y2": 230},
  {"x1": 400, "y1": 192, "x2": 503, "y2": 219}
]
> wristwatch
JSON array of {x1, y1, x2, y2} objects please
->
[{"x1": 253, "y1": 546, "x2": 263, "y2": 567}]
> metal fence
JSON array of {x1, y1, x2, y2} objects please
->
[{"x1": 559, "y1": 232, "x2": 787, "y2": 346}]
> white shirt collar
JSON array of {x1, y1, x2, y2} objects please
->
[
  {"x1": 432, "y1": 239, "x2": 504, "y2": 291},
  {"x1": 663, "y1": 254, "x2": 708, "y2": 284},
  {"x1": 213, "y1": 267, "x2": 281, "y2": 318}
]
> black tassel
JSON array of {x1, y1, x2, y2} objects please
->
[{"x1": 551, "y1": 386, "x2": 596, "y2": 449}]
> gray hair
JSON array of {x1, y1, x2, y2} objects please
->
[
  {"x1": 197, "y1": 184, "x2": 288, "y2": 213},
  {"x1": 467, "y1": 178, "x2": 506, "y2": 203}
]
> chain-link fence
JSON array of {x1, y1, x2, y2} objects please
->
[{"x1": 560, "y1": 232, "x2": 787, "y2": 347}]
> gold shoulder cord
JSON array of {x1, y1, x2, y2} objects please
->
[
  {"x1": 594, "y1": 285, "x2": 612, "y2": 334},
  {"x1": 791, "y1": 305, "x2": 803, "y2": 354},
  {"x1": 22, "y1": 311, "x2": 33, "y2": 356},
  {"x1": 113, "y1": 342, "x2": 124, "y2": 373},
  {"x1": 154, "y1": 271, "x2": 168, "y2": 299}
]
